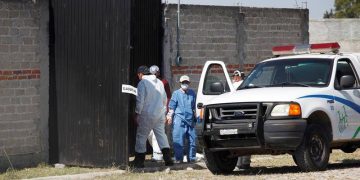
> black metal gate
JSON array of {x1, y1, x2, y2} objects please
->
[
  {"x1": 51, "y1": 0, "x2": 163, "y2": 167},
  {"x1": 52, "y1": 0, "x2": 131, "y2": 166},
  {"x1": 128, "y1": 0, "x2": 163, "y2": 155}
]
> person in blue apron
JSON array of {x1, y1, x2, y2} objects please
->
[{"x1": 166, "y1": 75, "x2": 197, "y2": 163}]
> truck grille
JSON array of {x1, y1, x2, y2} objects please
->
[
  {"x1": 219, "y1": 105, "x2": 258, "y2": 120},
  {"x1": 211, "y1": 104, "x2": 260, "y2": 121}
]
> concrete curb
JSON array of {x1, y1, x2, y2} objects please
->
[
  {"x1": 25, "y1": 162, "x2": 207, "y2": 180},
  {"x1": 25, "y1": 170, "x2": 126, "y2": 180}
]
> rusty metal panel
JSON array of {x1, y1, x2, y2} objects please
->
[{"x1": 52, "y1": 0, "x2": 130, "y2": 166}]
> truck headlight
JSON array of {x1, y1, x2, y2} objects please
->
[{"x1": 271, "y1": 103, "x2": 301, "y2": 117}]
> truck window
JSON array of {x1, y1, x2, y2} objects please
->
[
  {"x1": 240, "y1": 58, "x2": 333, "y2": 88},
  {"x1": 248, "y1": 66, "x2": 275, "y2": 85},
  {"x1": 202, "y1": 64, "x2": 231, "y2": 95},
  {"x1": 335, "y1": 59, "x2": 359, "y2": 89}
]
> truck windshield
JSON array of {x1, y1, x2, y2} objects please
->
[{"x1": 239, "y1": 58, "x2": 333, "y2": 89}]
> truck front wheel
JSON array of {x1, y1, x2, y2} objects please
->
[
  {"x1": 294, "y1": 124, "x2": 330, "y2": 171},
  {"x1": 204, "y1": 148, "x2": 237, "y2": 174}
]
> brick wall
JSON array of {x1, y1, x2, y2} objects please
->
[
  {"x1": 0, "y1": 0, "x2": 48, "y2": 169},
  {"x1": 310, "y1": 19, "x2": 360, "y2": 52},
  {"x1": 163, "y1": 4, "x2": 309, "y2": 91}
]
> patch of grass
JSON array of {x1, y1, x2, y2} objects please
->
[{"x1": 0, "y1": 163, "x2": 113, "y2": 180}]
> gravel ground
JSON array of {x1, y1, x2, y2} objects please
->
[{"x1": 98, "y1": 149, "x2": 360, "y2": 180}]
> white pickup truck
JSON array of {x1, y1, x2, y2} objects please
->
[{"x1": 196, "y1": 42, "x2": 360, "y2": 174}]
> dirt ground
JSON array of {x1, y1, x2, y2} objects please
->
[{"x1": 99, "y1": 149, "x2": 360, "y2": 180}]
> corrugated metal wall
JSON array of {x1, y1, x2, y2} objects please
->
[{"x1": 52, "y1": 0, "x2": 130, "y2": 166}]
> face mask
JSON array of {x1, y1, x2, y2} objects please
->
[{"x1": 181, "y1": 84, "x2": 189, "y2": 90}]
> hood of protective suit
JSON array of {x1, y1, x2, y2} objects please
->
[
  {"x1": 142, "y1": 74, "x2": 157, "y2": 82},
  {"x1": 136, "y1": 75, "x2": 167, "y2": 120}
]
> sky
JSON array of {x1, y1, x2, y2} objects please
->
[{"x1": 163, "y1": 0, "x2": 335, "y2": 19}]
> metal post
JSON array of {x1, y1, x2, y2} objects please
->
[{"x1": 176, "y1": 0, "x2": 182, "y2": 66}]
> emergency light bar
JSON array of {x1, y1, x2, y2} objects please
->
[{"x1": 272, "y1": 42, "x2": 340, "y2": 56}]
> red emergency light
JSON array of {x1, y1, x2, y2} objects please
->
[{"x1": 272, "y1": 42, "x2": 340, "y2": 56}]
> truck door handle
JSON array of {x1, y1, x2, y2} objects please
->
[{"x1": 197, "y1": 103, "x2": 203, "y2": 109}]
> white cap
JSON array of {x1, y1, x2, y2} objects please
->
[
  {"x1": 149, "y1": 65, "x2": 160, "y2": 75},
  {"x1": 232, "y1": 70, "x2": 245, "y2": 77},
  {"x1": 179, "y1": 75, "x2": 190, "y2": 83}
]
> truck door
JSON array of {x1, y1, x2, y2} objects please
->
[
  {"x1": 332, "y1": 57, "x2": 360, "y2": 140},
  {"x1": 196, "y1": 61, "x2": 234, "y2": 120}
]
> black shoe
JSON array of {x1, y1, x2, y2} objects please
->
[
  {"x1": 161, "y1": 148, "x2": 174, "y2": 166},
  {"x1": 129, "y1": 153, "x2": 145, "y2": 168}
]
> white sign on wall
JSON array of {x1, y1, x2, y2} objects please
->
[{"x1": 122, "y1": 84, "x2": 137, "y2": 96}]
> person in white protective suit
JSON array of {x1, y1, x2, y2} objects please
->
[
  {"x1": 129, "y1": 65, "x2": 173, "y2": 168},
  {"x1": 147, "y1": 65, "x2": 172, "y2": 161},
  {"x1": 231, "y1": 70, "x2": 245, "y2": 89}
]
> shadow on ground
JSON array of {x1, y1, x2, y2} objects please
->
[{"x1": 229, "y1": 159, "x2": 360, "y2": 176}]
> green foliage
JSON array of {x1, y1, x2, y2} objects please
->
[
  {"x1": 335, "y1": 0, "x2": 360, "y2": 18},
  {"x1": 324, "y1": 9, "x2": 335, "y2": 18}
]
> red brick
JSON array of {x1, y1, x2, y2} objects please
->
[
  {"x1": 19, "y1": 76, "x2": 27, "y2": 80},
  {"x1": 13, "y1": 70, "x2": 22, "y2": 75},
  {"x1": 191, "y1": 70, "x2": 202, "y2": 74},
  {"x1": 31, "y1": 69, "x2": 40, "y2": 74},
  {"x1": 23, "y1": 70, "x2": 31, "y2": 74},
  {"x1": 3, "y1": 71, "x2": 12, "y2": 75},
  {"x1": 181, "y1": 66, "x2": 190, "y2": 70}
]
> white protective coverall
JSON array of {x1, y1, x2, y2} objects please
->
[
  {"x1": 135, "y1": 74, "x2": 170, "y2": 153},
  {"x1": 148, "y1": 130, "x2": 162, "y2": 160},
  {"x1": 232, "y1": 80, "x2": 243, "y2": 89}
]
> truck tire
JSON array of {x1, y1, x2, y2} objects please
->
[
  {"x1": 294, "y1": 124, "x2": 330, "y2": 171},
  {"x1": 203, "y1": 148, "x2": 237, "y2": 174}
]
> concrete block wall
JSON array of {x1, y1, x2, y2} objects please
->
[
  {"x1": 310, "y1": 19, "x2": 360, "y2": 52},
  {"x1": 163, "y1": 4, "x2": 309, "y2": 91},
  {"x1": 0, "y1": 0, "x2": 48, "y2": 169}
]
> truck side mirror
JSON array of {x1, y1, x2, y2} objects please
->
[
  {"x1": 197, "y1": 103, "x2": 203, "y2": 109},
  {"x1": 340, "y1": 75, "x2": 355, "y2": 89},
  {"x1": 210, "y1": 82, "x2": 224, "y2": 94}
]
